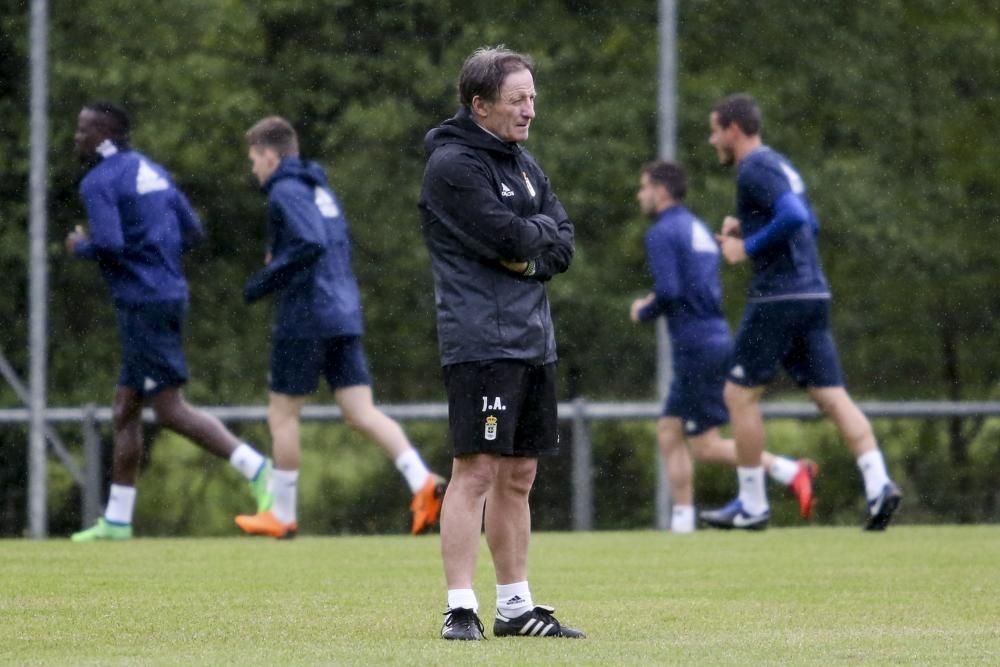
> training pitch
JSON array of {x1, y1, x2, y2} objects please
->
[{"x1": 3, "y1": 526, "x2": 998, "y2": 665}]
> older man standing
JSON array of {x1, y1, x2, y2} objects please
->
[{"x1": 419, "y1": 46, "x2": 584, "y2": 640}]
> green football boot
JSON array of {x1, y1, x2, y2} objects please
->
[
  {"x1": 250, "y1": 458, "x2": 273, "y2": 513},
  {"x1": 71, "y1": 518, "x2": 132, "y2": 542}
]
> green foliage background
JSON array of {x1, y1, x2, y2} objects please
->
[{"x1": 0, "y1": 1, "x2": 997, "y2": 535}]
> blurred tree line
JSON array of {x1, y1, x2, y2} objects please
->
[{"x1": 0, "y1": 0, "x2": 997, "y2": 535}]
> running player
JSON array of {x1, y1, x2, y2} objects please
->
[
  {"x1": 235, "y1": 116, "x2": 445, "y2": 539},
  {"x1": 67, "y1": 102, "x2": 271, "y2": 541},
  {"x1": 630, "y1": 159, "x2": 817, "y2": 533},
  {"x1": 700, "y1": 94, "x2": 901, "y2": 531}
]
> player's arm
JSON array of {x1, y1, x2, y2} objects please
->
[
  {"x1": 173, "y1": 189, "x2": 205, "y2": 253},
  {"x1": 721, "y1": 215, "x2": 742, "y2": 238},
  {"x1": 70, "y1": 178, "x2": 124, "y2": 260},
  {"x1": 630, "y1": 292, "x2": 655, "y2": 323},
  {"x1": 423, "y1": 151, "x2": 564, "y2": 262},
  {"x1": 714, "y1": 215, "x2": 747, "y2": 264},
  {"x1": 718, "y1": 162, "x2": 806, "y2": 262},
  {"x1": 636, "y1": 225, "x2": 681, "y2": 321},
  {"x1": 243, "y1": 191, "x2": 325, "y2": 303},
  {"x1": 742, "y1": 192, "x2": 809, "y2": 256}
]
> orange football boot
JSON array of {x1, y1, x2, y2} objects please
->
[
  {"x1": 789, "y1": 459, "x2": 819, "y2": 519},
  {"x1": 235, "y1": 510, "x2": 298, "y2": 539},
  {"x1": 411, "y1": 474, "x2": 447, "y2": 535}
]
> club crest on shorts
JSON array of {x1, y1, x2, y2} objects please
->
[{"x1": 485, "y1": 415, "x2": 498, "y2": 441}]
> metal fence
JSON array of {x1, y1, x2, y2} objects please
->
[{"x1": 3, "y1": 399, "x2": 999, "y2": 536}]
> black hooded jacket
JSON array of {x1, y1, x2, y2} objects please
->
[{"x1": 419, "y1": 108, "x2": 574, "y2": 366}]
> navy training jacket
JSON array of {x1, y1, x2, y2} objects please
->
[
  {"x1": 637, "y1": 204, "x2": 731, "y2": 344},
  {"x1": 244, "y1": 157, "x2": 363, "y2": 339},
  {"x1": 736, "y1": 146, "x2": 830, "y2": 301},
  {"x1": 75, "y1": 146, "x2": 202, "y2": 305}
]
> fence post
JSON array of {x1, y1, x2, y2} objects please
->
[
  {"x1": 571, "y1": 397, "x2": 593, "y2": 531},
  {"x1": 81, "y1": 404, "x2": 102, "y2": 527}
]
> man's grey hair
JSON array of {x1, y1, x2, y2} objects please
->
[{"x1": 458, "y1": 45, "x2": 535, "y2": 109}]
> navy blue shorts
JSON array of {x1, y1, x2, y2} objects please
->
[
  {"x1": 270, "y1": 335, "x2": 372, "y2": 396},
  {"x1": 115, "y1": 300, "x2": 189, "y2": 396},
  {"x1": 443, "y1": 360, "x2": 559, "y2": 458},
  {"x1": 730, "y1": 299, "x2": 844, "y2": 388},
  {"x1": 663, "y1": 336, "x2": 731, "y2": 436}
]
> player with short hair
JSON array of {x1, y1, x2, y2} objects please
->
[
  {"x1": 701, "y1": 93, "x2": 902, "y2": 531},
  {"x1": 630, "y1": 159, "x2": 817, "y2": 533},
  {"x1": 235, "y1": 116, "x2": 445, "y2": 539},
  {"x1": 67, "y1": 102, "x2": 272, "y2": 541},
  {"x1": 420, "y1": 46, "x2": 584, "y2": 641}
]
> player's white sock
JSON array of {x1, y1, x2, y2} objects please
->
[
  {"x1": 229, "y1": 443, "x2": 266, "y2": 481},
  {"x1": 447, "y1": 588, "x2": 478, "y2": 613},
  {"x1": 737, "y1": 466, "x2": 768, "y2": 515},
  {"x1": 395, "y1": 448, "x2": 430, "y2": 494},
  {"x1": 857, "y1": 449, "x2": 891, "y2": 501},
  {"x1": 104, "y1": 484, "x2": 136, "y2": 525},
  {"x1": 496, "y1": 581, "x2": 533, "y2": 618},
  {"x1": 270, "y1": 468, "x2": 299, "y2": 524},
  {"x1": 671, "y1": 504, "x2": 695, "y2": 533},
  {"x1": 767, "y1": 456, "x2": 800, "y2": 486}
]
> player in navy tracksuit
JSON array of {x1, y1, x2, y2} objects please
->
[
  {"x1": 630, "y1": 160, "x2": 816, "y2": 533},
  {"x1": 66, "y1": 102, "x2": 271, "y2": 541},
  {"x1": 235, "y1": 116, "x2": 444, "y2": 540},
  {"x1": 700, "y1": 93, "x2": 901, "y2": 531}
]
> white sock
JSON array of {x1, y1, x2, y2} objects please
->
[
  {"x1": 496, "y1": 581, "x2": 533, "y2": 618},
  {"x1": 395, "y1": 448, "x2": 430, "y2": 493},
  {"x1": 447, "y1": 588, "x2": 478, "y2": 613},
  {"x1": 229, "y1": 443, "x2": 266, "y2": 481},
  {"x1": 671, "y1": 505, "x2": 695, "y2": 533},
  {"x1": 767, "y1": 456, "x2": 800, "y2": 486},
  {"x1": 271, "y1": 468, "x2": 299, "y2": 523},
  {"x1": 737, "y1": 466, "x2": 768, "y2": 515},
  {"x1": 104, "y1": 484, "x2": 136, "y2": 525},
  {"x1": 857, "y1": 449, "x2": 891, "y2": 501}
]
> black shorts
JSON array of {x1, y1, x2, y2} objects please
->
[
  {"x1": 270, "y1": 336, "x2": 372, "y2": 396},
  {"x1": 443, "y1": 360, "x2": 559, "y2": 458}
]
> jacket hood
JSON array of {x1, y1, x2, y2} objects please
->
[
  {"x1": 424, "y1": 107, "x2": 519, "y2": 157},
  {"x1": 263, "y1": 156, "x2": 328, "y2": 193}
]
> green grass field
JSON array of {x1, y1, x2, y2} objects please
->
[{"x1": 3, "y1": 526, "x2": 998, "y2": 665}]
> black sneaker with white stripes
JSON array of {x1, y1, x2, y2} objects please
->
[
  {"x1": 494, "y1": 605, "x2": 586, "y2": 638},
  {"x1": 441, "y1": 607, "x2": 485, "y2": 640}
]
